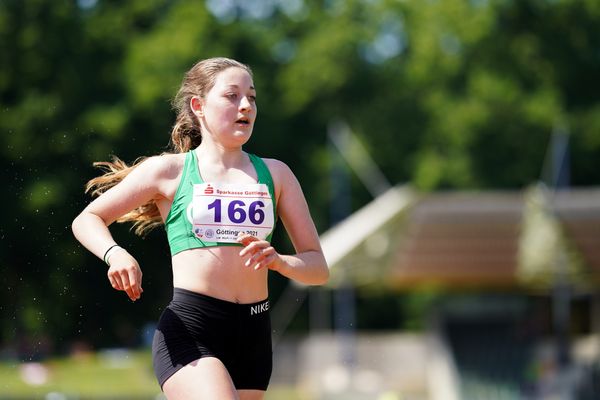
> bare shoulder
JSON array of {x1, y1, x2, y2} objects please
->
[
  {"x1": 126, "y1": 153, "x2": 186, "y2": 199},
  {"x1": 262, "y1": 158, "x2": 295, "y2": 181},
  {"x1": 137, "y1": 152, "x2": 186, "y2": 181},
  {"x1": 261, "y1": 158, "x2": 303, "y2": 204}
]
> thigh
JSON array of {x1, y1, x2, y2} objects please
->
[
  {"x1": 238, "y1": 389, "x2": 265, "y2": 400},
  {"x1": 163, "y1": 357, "x2": 238, "y2": 400}
]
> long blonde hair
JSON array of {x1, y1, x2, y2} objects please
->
[{"x1": 85, "y1": 57, "x2": 253, "y2": 236}]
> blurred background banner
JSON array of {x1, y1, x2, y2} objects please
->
[{"x1": 1, "y1": 0, "x2": 600, "y2": 399}]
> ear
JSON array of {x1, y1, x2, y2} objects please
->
[{"x1": 190, "y1": 96, "x2": 204, "y2": 117}]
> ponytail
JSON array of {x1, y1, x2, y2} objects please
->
[
  {"x1": 169, "y1": 106, "x2": 202, "y2": 153},
  {"x1": 85, "y1": 157, "x2": 162, "y2": 236}
]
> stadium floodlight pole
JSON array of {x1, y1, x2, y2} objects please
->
[
  {"x1": 327, "y1": 120, "x2": 356, "y2": 374},
  {"x1": 327, "y1": 119, "x2": 391, "y2": 198},
  {"x1": 323, "y1": 119, "x2": 394, "y2": 375},
  {"x1": 542, "y1": 122, "x2": 571, "y2": 189},
  {"x1": 542, "y1": 121, "x2": 573, "y2": 397},
  {"x1": 548, "y1": 123, "x2": 571, "y2": 368}
]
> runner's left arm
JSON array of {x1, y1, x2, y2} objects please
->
[{"x1": 238, "y1": 159, "x2": 329, "y2": 285}]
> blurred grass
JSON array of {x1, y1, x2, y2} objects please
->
[
  {"x1": 0, "y1": 349, "x2": 307, "y2": 399},
  {"x1": 0, "y1": 349, "x2": 158, "y2": 398}
]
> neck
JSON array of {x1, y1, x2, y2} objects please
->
[{"x1": 195, "y1": 141, "x2": 245, "y2": 168}]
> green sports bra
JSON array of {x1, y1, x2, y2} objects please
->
[{"x1": 165, "y1": 150, "x2": 277, "y2": 256}]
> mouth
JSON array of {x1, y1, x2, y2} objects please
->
[{"x1": 235, "y1": 117, "x2": 251, "y2": 126}]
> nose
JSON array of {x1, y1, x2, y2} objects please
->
[{"x1": 239, "y1": 96, "x2": 252, "y2": 112}]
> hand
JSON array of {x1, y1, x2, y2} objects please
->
[
  {"x1": 237, "y1": 234, "x2": 282, "y2": 272},
  {"x1": 106, "y1": 250, "x2": 143, "y2": 301}
]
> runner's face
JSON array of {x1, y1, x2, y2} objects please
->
[{"x1": 201, "y1": 67, "x2": 257, "y2": 144}]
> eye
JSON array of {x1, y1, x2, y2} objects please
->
[
  {"x1": 226, "y1": 93, "x2": 238, "y2": 100},
  {"x1": 248, "y1": 95, "x2": 257, "y2": 103}
]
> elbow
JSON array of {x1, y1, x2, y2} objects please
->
[
  {"x1": 313, "y1": 252, "x2": 330, "y2": 285},
  {"x1": 311, "y1": 263, "x2": 330, "y2": 286},
  {"x1": 71, "y1": 211, "x2": 98, "y2": 240},
  {"x1": 71, "y1": 213, "x2": 82, "y2": 238},
  {"x1": 71, "y1": 212, "x2": 89, "y2": 242},
  {"x1": 317, "y1": 270, "x2": 330, "y2": 286}
]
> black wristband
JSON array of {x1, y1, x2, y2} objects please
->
[{"x1": 103, "y1": 244, "x2": 119, "y2": 264}]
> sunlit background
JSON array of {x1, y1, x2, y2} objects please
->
[{"x1": 1, "y1": 0, "x2": 600, "y2": 399}]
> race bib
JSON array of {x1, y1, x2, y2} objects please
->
[{"x1": 189, "y1": 182, "x2": 274, "y2": 243}]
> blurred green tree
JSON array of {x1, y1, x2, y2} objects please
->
[{"x1": 1, "y1": 0, "x2": 599, "y2": 355}]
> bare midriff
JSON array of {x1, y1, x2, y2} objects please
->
[{"x1": 171, "y1": 247, "x2": 269, "y2": 304}]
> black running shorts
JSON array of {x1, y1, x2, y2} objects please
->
[{"x1": 152, "y1": 287, "x2": 273, "y2": 390}]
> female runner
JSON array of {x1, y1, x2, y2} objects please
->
[{"x1": 72, "y1": 57, "x2": 329, "y2": 400}]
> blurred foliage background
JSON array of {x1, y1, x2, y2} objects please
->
[{"x1": 1, "y1": 0, "x2": 600, "y2": 361}]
